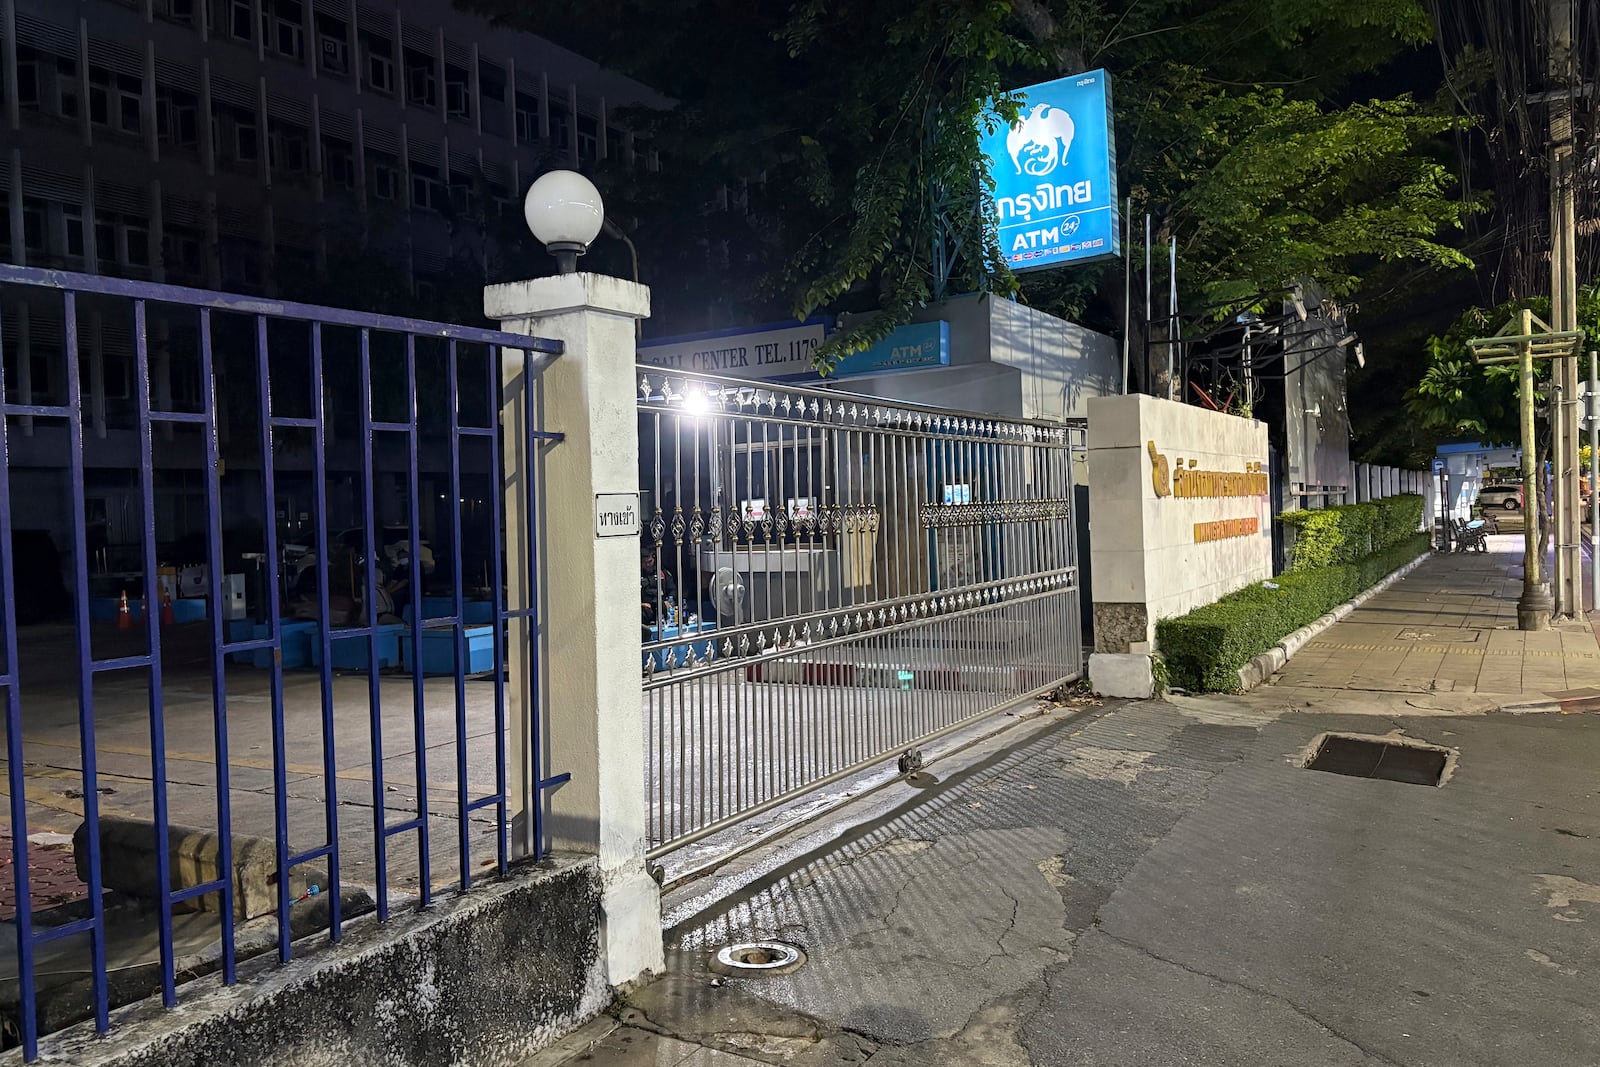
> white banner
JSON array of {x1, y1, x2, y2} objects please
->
[{"x1": 639, "y1": 321, "x2": 827, "y2": 381}]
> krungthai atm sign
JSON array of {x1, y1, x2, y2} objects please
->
[{"x1": 979, "y1": 70, "x2": 1120, "y2": 272}]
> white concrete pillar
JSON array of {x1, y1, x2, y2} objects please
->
[{"x1": 484, "y1": 272, "x2": 662, "y2": 990}]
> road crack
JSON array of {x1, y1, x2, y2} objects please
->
[{"x1": 1097, "y1": 928, "x2": 1406, "y2": 1066}]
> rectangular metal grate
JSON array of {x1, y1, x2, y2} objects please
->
[{"x1": 1306, "y1": 735, "x2": 1448, "y2": 786}]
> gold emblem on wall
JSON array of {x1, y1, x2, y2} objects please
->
[{"x1": 1147, "y1": 441, "x2": 1171, "y2": 498}]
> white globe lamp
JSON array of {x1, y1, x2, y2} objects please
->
[{"x1": 523, "y1": 170, "x2": 605, "y2": 274}]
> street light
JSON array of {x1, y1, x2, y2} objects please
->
[{"x1": 523, "y1": 170, "x2": 605, "y2": 274}]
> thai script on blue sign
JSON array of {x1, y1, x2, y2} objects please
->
[
  {"x1": 979, "y1": 70, "x2": 1120, "y2": 272},
  {"x1": 831, "y1": 321, "x2": 950, "y2": 378}
]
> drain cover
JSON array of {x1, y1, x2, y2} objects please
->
[
  {"x1": 710, "y1": 940, "x2": 807, "y2": 977},
  {"x1": 1304, "y1": 733, "x2": 1451, "y2": 787}
]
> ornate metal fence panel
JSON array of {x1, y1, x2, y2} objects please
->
[{"x1": 637, "y1": 368, "x2": 1084, "y2": 855}]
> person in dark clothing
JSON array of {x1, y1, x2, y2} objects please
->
[{"x1": 641, "y1": 543, "x2": 676, "y2": 625}]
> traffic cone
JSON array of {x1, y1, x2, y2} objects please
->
[
  {"x1": 160, "y1": 588, "x2": 175, "y2": 627},
  {"x1": 117, "y1": 590, "x2": 132, "y2": 631}
]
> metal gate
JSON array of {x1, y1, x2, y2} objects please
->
[
  {"x1": 638, "y1": 366, "x2": 1084, "y2": 855},
  {"x1": 0, "y1": 264, "x2": 560, "y2": 1059}
]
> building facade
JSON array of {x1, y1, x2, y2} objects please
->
[
  {"x1": 1, "y1": 0, "x2": 665, "y2": 296},
  {"x1": 0, "y1": 0, "x2": 666, "y2": 589}
]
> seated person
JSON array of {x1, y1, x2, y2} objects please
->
[{"x1": 641, "y1": 544, "x2": 677, "y2": 627}]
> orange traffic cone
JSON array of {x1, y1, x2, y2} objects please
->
[
  {"x1": 117, "y1": 590, "x2": 132, "y2": 631},
  {"x1": 160, "y1": 588, "x2": 175, "y2": 627}
]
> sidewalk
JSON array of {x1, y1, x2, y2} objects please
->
[{"x1": 1274, "y1": 533, "x2": 1600, "y2": 699}]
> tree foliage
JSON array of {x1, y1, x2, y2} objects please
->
[
  {"x1": 462, "y1": 0, "x2": 1478, "y2": 369},
  {"x1": 1405, "y1": 285, "x2": 1600, "y2": 445}
]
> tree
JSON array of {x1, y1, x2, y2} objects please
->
[
  {"x1": 1406, "y1": 285, "x2": 1600, "y2": 444},
  {"x1": 464, "y1": 0, "x2": 1479, "y2": 375}
]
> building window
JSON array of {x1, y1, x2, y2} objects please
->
[
  {"x1": 96, "y1": 220, "x2": 117, "y2": 271},
  {"x1": 17, "y1": 52, "x2": 40, "y2": 109},
  {"x1": 269, "y1": 0, "x2": 304, "y2": 60},
  {"x1": 514, "y1": 91, "x2": 538, "y2": 143},
  {"x1": 119, "y1": 85, "x2": 143, "y2": 135},
  {"x1": 88, "y1": 68, "x2": 109, "y2": 126},
  {"x1": 164, "y1": 230, "x2": 203, "y2": 276},
  {"x1": 222, "y1": 239, "x2": 262, "y2": 289},
  {"x1": 269, "y1": 123, "x2": 308, "y2": 173},
  {"x1": 549, "y1": 109, "x2": 571, "y2": 151},
  {"x1": 360, "y1": 34, "x2": 393, "y2": 94},
  {"x1": 322, "y1": 138, "x2": 355, "y2": 189},
  {"x1": 445, "y1": 65, "x2": 471, "y2": 120},
  {"x1": 229, "y1": 0, "x2": 253, "y2": 41},
  {"x1": 478, "y1": 61, "x2": 505, "y2": 102},
  {"x1": 56, "y1": 60, "x2": 80, "y2": 119},
  {"x1": 577, "y1": 114, "x2": 598, "y2": 163},
  {"x1": 370, "y1": 161, "x2": 399, "y2": 201},
  {"x1": 125, "y1": 225, "x2": 150, "y2": 268},
  {"x1": 63, "y1": 204, "x2": 85, "y2": 258},
  {"x1": 410, "y1": 162, "x2": 441, "y2": 211},
  {"x1": 234, "y1": 111, "x2": 259, "y2": 163},
  {"x1": 157, "y1": 89, "x2": 199, "y2": 147},
  {"x1": 448, "y1": 172, "x2": 475, "y2": 213},
  {"x1": 92, "y1": 72, "x2": 144, "y2": 136},
  {"x1": 404, "y1": 49, "x2": 437, "y2": 108},
  {"x1": 22, "y1": 200, "x2": 47, "y2": 255},
  {"x1": 318, "y1": 18, "x2": 348, "y2": 74},
  {"x1": 156, "y1": 0, "x2": 196, "y2": 22}
]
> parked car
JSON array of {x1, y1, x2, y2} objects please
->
[{"x1": 1476, "y1": 484, "x2": 1522, "y2": 510}]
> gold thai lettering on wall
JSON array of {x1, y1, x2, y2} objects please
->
[
  {"x1": 1194, "y1": 517, "x2": 1260, "y2": 543},
  {"x1": 1146, "y1": 443, "x2": 1268, "y2": 499},
  {"x1": 1146, "y1": 442, "x2": 1267, "y2": 544}
]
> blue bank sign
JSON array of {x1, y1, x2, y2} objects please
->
[
  {"x1": 832, "y1": 321, "x2": 950, "y2": 378},
  {"x1": 979, "y1": 70, "x2": 1119, "y2": 272}
]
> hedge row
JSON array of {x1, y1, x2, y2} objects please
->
[
  {"x1": 1278, "y1": 494, "x2": 1424, "y2": 571},
  {"x1": 1156, "y1": 533, "x2": 1431, "y2": 693}
]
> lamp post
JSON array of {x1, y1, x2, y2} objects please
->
[
  {"x1": 523, "y1": 169, "x2": 605, "y2": 274},
  {"x1": 1467, "y1": 310, "x2": 1586, "y2": 630}
]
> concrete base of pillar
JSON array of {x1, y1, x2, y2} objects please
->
[{"x1": 1089, "y1": 653, "x2": 1155, "y2": 699}]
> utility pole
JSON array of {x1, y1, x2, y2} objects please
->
[
  {"x1": 1518, "y1": 310, "x2": 1550, "y2": 629},
  {"x1": 1589, "y1": 350, "x2": 1599, "y2": 613},
  {"x1": 1468, "y1": 312, "x2": 1585, "y2": 630},
  {"x1": 1548, "y1": 0, "x2": 1582, "y2": 618}
]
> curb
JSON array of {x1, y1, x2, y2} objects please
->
[
  {"x1": 1497, "y1": 691, "x2": 1600, "y2": 715},
  {"x1": 1235, "y1": 551, "x2": 1432, "y2": 692}
]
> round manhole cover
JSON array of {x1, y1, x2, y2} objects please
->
[{"x1": 710, "y1": 940, "x2": 807, "y2": 976}]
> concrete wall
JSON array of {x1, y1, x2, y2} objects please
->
[
  {"x1": 1087, "y1": 395, "x2": 1271, "y2": 653},
  {"x1": 39, "y1": 859, "x2": 606, "y2": 1067},
  {"x1": 840, "y1": 293, "x2": 1120, "y2": 420}
]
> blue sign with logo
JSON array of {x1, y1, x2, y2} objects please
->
[
  {"x1": 831, "y1": 321, "x2": 950, "y2": 378},
  {"x1": 979, "y1": 70, "x2": 1119, "y2": 273}
]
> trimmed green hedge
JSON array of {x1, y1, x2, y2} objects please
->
[
  {"x1": 1279, "y1": 494, "x2": 1424, "y2": 571},
  {"x1": 1156, "y1": 533, "x2": 1431, "y2": 693}
]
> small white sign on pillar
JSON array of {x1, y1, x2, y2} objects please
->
[{"x1": 594, "y1": 492, "x2": 641, "y2": 537}]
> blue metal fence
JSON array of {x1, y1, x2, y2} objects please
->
[{"x1": 0, "y1": 264, "x2": 561, "y2": 1059}]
